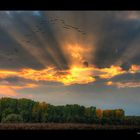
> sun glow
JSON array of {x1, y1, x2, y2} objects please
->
[
  {"x1": 62, "y1": 43, "x2": 93, "y2": 67},
  {"x1": 60, "y1": 66, "x2": 96, "y2": 85}
]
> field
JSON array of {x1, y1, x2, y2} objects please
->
[{"x1": 0, "y1": 123, "x2": 140, "y2": 130}]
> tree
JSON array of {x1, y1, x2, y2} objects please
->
[
  {"x1": 96, "y1": 109, "x2": 103, "y2": 123},
  {"x1": 84, "y1": 106, "x2": 96, "y2": 123},
  {"x1": 32, "y1": 102, "x2": 48, "y2": 122},
  {"x1": 0, "y1": 97, "x2": 126, "y2": 124},
  {"x1": 0, "y1": 98, "x2": 18, "y2": 121},
  {"x1": 1, "y1": 108, "x2": 13, "y2": 119},
  {"x1": 114, "y1": 109, "x2": 125, "y2": 124},
  {"x1": 96, "y1": 109, "x2": 103, "y2": 120},
  {"x1": 47, "y1": 105, "x2": 63, "y2": 122},
  {"x1": 17, "y1": 98, "x2": 36, "y2": 122},
  {"x1": 1, "y1": 114, "x2": 23, "y2": 123},
  {"x1": 123, "y1": 116, "x2": 140, "y2": 125},
  {"x1": 102, "y1": 109, "x2": 125, "y2": 124},
  {"x1": 102, "y1": 110, "x2": 112, "y2": 124},
  {"x1": 115, "y1": 109, "x2": 125, "y2": 120}
]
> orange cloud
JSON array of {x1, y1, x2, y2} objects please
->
[
  {"x1": 106, "y1": 81, "x2": 140, "y2": 88},
  {"x1": 0, "y1": 70, "x2": 17, "y2": 78},
  {"x1": 18, "y1": 66, "x2": 96, "y2": 85},
  {"x1": 129, "y1": 64, "x2": 140, "y2": 73},
  {"x1": 99, "y1": 65, "x2": 126, "y2": 79},
  {"x1": 0, "y1": 83, "x2": 38, "y2": 97},
  {"x1": 17, "y1": 65, "x2": 126, "y2": 85},
  {"x1": 0, "y1": 86, "x2": 17, "y2": 96},
  {"x1": 0, "y1": 64, "x2": 140, "y2": 86}
]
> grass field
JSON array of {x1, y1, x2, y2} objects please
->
[{"x1": 0, "y1": 123, "x2": 140, "y2": 130}]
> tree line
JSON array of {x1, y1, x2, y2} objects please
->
[{"x1": 0, "y1": 97, "x2": 138, "y2": 125}]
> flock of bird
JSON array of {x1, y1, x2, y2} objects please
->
[
  {"x1": 0, "y1": 16, "x2": 87, "y2": 68},
  {"x1": 0, "y1": 16, "x2": 121, "y2": 70},
  {"x1": 50, "y1": 17, "x2": 87, "y2": 35},
  {"x1": 21, "y1": 17, "x2": 87, "y2": 45}
]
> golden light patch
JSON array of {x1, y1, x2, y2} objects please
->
[
  {"x1": 62, "y1": 43, "x2": 93, "y2": 66},
  {"x1": 67, "y1": 44, "x2": 86, "y2": 61},
  {"x1": 59, "y1": 66, "x2": 96, "y2": 85},
  {"x1": 106, "y1": 81, "x2": 113, "y2": 86}
]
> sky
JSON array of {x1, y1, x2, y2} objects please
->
[{"x1": 0, "y1": 11, "x2": 140, "y2": 115}]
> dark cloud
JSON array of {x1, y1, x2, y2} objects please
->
[
  {"x1": 0, "y1": 11, "x2": 70, "y2": 70},
  {"x1": 110, "y1": 73, "x2": 140, "y2": 83},
  {"x1": 90, "y1": 12, "x2": 140, "y2": 68},
  {"x1": 1, "y1": 11, "x2": 140, "y2": 70}
]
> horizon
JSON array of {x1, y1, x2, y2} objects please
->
[{"x1": 0, "y1": 11, "x2": 140, "y2": 116}]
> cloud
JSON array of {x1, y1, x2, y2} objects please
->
[
  {"x1": 0, "y1": 63, "x2": 139, "y2": 86},
  {"x1": 116, "y1": 11, "x2": 140, "y2": 21},
  {"x1": 0, "y1": 11, "x2": 140, "y2": 88},
  {"x1": 106, "y1": 66, "x2": 140, "y2": 88},
  {"x1": 106, "y1": 81, "x2": 140, "y2": 88},
  {"x1": 0, "y1": 86, "x2": 17, "y2": 96},
  {"x1": 1, "y1": 11, "x2": 140, "y2": 71},
  {"x1": 0, "y1": 78, "x2": 38, "y2": 98}
]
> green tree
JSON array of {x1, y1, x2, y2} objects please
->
[
  {"x1": 1, "y1": 114, "x2": 23, "y2": 123},
  {"x1": 0, "y1": 98, "x2": 18, "y2": 121},
  {"x1": 84, "y1": 106, "x2": 96, "y2": 123},
  {"x1": 0, "y1": 97, "x2": 126, "y2": 124},
  {"x1": 17, "y1": 98, "x2": 35, "y2": 122},
  {"x1": 2, "y1": 108, "x2": 13, "y2": 119},
  {"x1": 32, "y1": 102, "x2": 48, "y2": 122}
]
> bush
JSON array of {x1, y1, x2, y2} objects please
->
[{"x1": 1, "y1": 114, "x2": 23, "y2": 123}]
